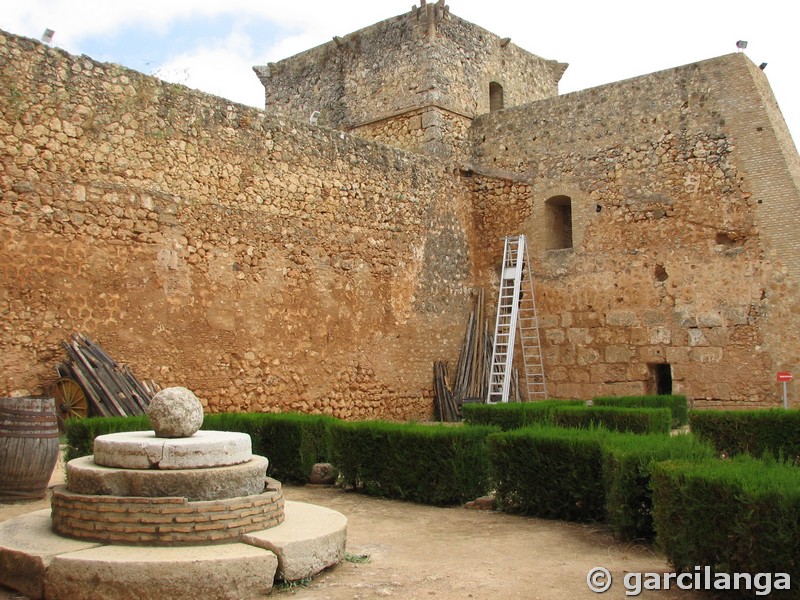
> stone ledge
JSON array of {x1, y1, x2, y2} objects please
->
[
  {"x1": 0, "y1": 509, "x2": 102, "y2": 600},
  {"x1": 93, "y1": 430, "x2": 252, "y2": 469},
  {"x1": 242, "y1": 500, "x2": 347, "y2": 581},
  {"x1": 66, "y1": 455, "x2": 269, "y2": 501},
  {"x1": 45, "y1": 541, "x2": 278, "y2": 600}
]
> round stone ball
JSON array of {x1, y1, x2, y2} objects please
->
[{"x1": 147, "y1": 387, "x2": 204, "y2": 438}]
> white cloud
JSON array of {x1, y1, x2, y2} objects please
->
[{"x1": 152, "y1": 28, "x2": 265, "y2": 107}]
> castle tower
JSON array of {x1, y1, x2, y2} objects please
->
[{"x1": 254, "y1": 1, "x2": 568, "y2": 158}]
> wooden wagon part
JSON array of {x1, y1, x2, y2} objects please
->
[
  {"x1": 54, "y1": 333, "x2": 160, "y2": 425},
  {"x1": 50, "y1": 376, "x2": 89, "y2": 431}
]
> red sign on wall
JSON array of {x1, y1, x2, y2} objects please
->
[{"x1": 777, "y1": 372, "x2": 793, "y2": 382}]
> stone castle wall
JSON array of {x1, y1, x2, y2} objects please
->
[
  {"x1": 469, "y1": 54, "x2": 800, "y2": 407},
  {"x1": 255, "y1": 3, "x2": 564, "y2": 157},
  {"x1": 3, "y1": 14, "x2": 799, "y2": 413},
  {"x1": 0, "y1": 31, "x2": 475, "y2": 418}
]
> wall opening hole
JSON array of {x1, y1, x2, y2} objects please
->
[
  {"x1": 650, "y1": 363, "x2": 673, "y2": 395},
  {"x1": 545, "y1": 195, "x2": 573, "y2": 250},
  {"x1": 489, "y1": 82, "x2": 504, "y2": 112},
  {"x1": 654, "y1": 263, "x2": 669, "y2": 282}
]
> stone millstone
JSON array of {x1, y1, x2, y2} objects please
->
[
  {"x1": 65, "y1": 455, "x2": 269, "y2": 501},
  {"x1": 147, "y1": 387, "x2": 204, "y2": 438},
  {"x1": 93, "y1": 431, "x2": 252, "y2": 470}
]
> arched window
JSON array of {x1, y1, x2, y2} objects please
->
[
  {"x1": 545, "y1": 195, "x2": 573, "y2": 249},
  {"x1": 489, "y1": 82, "x2": 504, "y2": 112}
]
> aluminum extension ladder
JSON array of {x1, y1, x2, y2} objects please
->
[{"x1": 486, "y1": 235, "x2": 548, "y2": 403}]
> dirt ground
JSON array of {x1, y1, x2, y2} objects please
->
[{"x1": 1, "y1": 455, "x2": 705, "y2": 600}]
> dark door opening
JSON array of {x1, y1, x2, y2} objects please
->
[{"x1": 651, "y1": 363, "x2": 673, "y2": 395}]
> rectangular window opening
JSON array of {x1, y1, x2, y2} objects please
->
[{"x1": 649, "y1": 363, "x2": 673, "y2": 395}]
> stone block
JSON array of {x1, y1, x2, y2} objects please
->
[
  {"x1": 45, "y1": 541, "x2": 277, "y2": 599},
  {"x1": 697, "y1": 312, "x2": 724, "y2": 327},
  {"x1": 0, "y1": 509, "x2": 103, "y2": 600},
  {"x1": 576, "y1": 347, "x2": 600, "y2": 366},
  {"x1": 687, "y1": 328, "x2": 708, "y2": 347},
  {"x1": 606, "y1": 310, "x2": 638, "y2": 326},
  {"x1": 691, "y1": 347, "x2": 723, "y2": 364},
  {"x1": 666, "y1": 346, "x2": 690, "y2": 364},
  {"x1": 638, "y1": 346, "x2": 666, "y2": 362},
  {"x1": 605, "y1": 345, "x2": 634, "y2": 363},
  {"x1": 243, "y1": 501, "x2": 347, "y2": 582},
  {"x1": 648, "y1": 326, "x2": 671, "y2": 344},
  {"x1": 673, "y1": 307, "x2": 697, "y2": 327},
  {"x1": 406, "y1": 115, "x2": 422, "y2": 131},
  {"x1": 641, "y1": 310, "x2": 666, "y2": 326}
]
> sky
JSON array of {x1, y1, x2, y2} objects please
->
[{"x1": 2, "y1": 1, "x2": 798, "y2": 148}]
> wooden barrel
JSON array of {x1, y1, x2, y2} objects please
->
[{"x1": 0, "y1": 396, "x2": 60, "y2": 499}]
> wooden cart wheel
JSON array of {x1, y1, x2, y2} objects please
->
[{"x1": 52, "y1": 377, "x2": 88, "y2": 431}]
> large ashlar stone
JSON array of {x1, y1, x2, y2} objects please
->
[
  {"x1": 66, "y1": 455, "x2": 269, "y2": 501},
  {"x1": 0, "y1": 509, "x2": 102, "y2": 600},
  {"x1": 93, "y1": 430, "x2": 252, "y2": 469},
  {"x1": 243, "y1": 500, "x2": 347, "y2": 582},
  {"x1": 147, "y1": 387, "x2": 204, "y2": 438},
  {"x1": 44, "y1": 541, "x2": 278, "y2": 600}
]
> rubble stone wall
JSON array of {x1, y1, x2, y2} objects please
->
[
  {"x1": 255, "y1": 4, "x2": 563, "y2": 157},
  {"x1": 469, "y1": 54, "x2": 800, "y2": 407},
  {"x1": 0, "y1": 31, "x2": 475, "y2": 419}
]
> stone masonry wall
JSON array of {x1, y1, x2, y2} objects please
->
[
  {"x1": 0, "y1": 31, "x2": 475, "y2": 419},
  {"x1": 255, "y1": 13, "x2": 423, "y2": 130},
  {"x1": 469, "y1": 54, "x2": 800, "y2": 407},
  {"x1": 255, "y1": 3, "x2": 564, "y2": 157},
  {"x1": 350, "y1": 106, "x2": 473, "y2": 160}
]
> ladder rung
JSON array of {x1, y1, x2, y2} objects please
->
[{"x1": 489, "y1": 234, "x2": 547, "y2": 403}]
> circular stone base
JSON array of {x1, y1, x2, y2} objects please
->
[
  {"x1": 0, "y1": 501, "x2": 347, "y2": 599},
  {"x1": 51, "y1": 478, "x2": 284, "y2": 545},
  {"x1": 66, "y1": 455, "x2": 269, "y2": 501},
  {"x1": 93, "y1": 430, "x2": 252, "y2": 470}
]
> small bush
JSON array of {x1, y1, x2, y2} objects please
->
[
  {"x1": 690, "y1": 409, "x2": 800, "y2": 461},
  {"x1": 489, "y1": 425, "x2": 606, "y2": 522},
  {"x1": 651, "y1": 457, "x2": 800, "y2": 598},
  {"x1": 328, "y1": 420, "x2": 496, "y2": 505},
  {"x1": 593, "y1": 395, "x2": 688, "y2": 428}
]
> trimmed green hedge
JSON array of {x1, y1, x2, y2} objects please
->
[
  {"x1": 593, "y1": 395, "x2": 688, "y2": 428},
  {"x1": 489, "y1": 425, "x2": 606, "y2": 522},
  {"x1": 462, "y1": 401, "x2": 671, "y2": 434},
  {"x1": 489, "y1": 426, "x2": 714, "y2": 539},
  {"x1": 204, "y1": 412, "x2": 336, "y2": 483},
  {"x1": 652, "y1": 457, "x2": 800, "y2": 598},
  {"x1": 461, "y1": 400, "x2": 583, "y2": 430},
  {"x1": 690, "y1": 409, "x2": 800, "y2": 461},
  {"x1": 602, "y1": 433, "x2": 714, "y2": 541},
  {"x1": 551, "y1": 406, "x2": 671, "y2": 435},
  {"x1": 328, "y1": 420, "x2": 497, "y2": 505}
]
